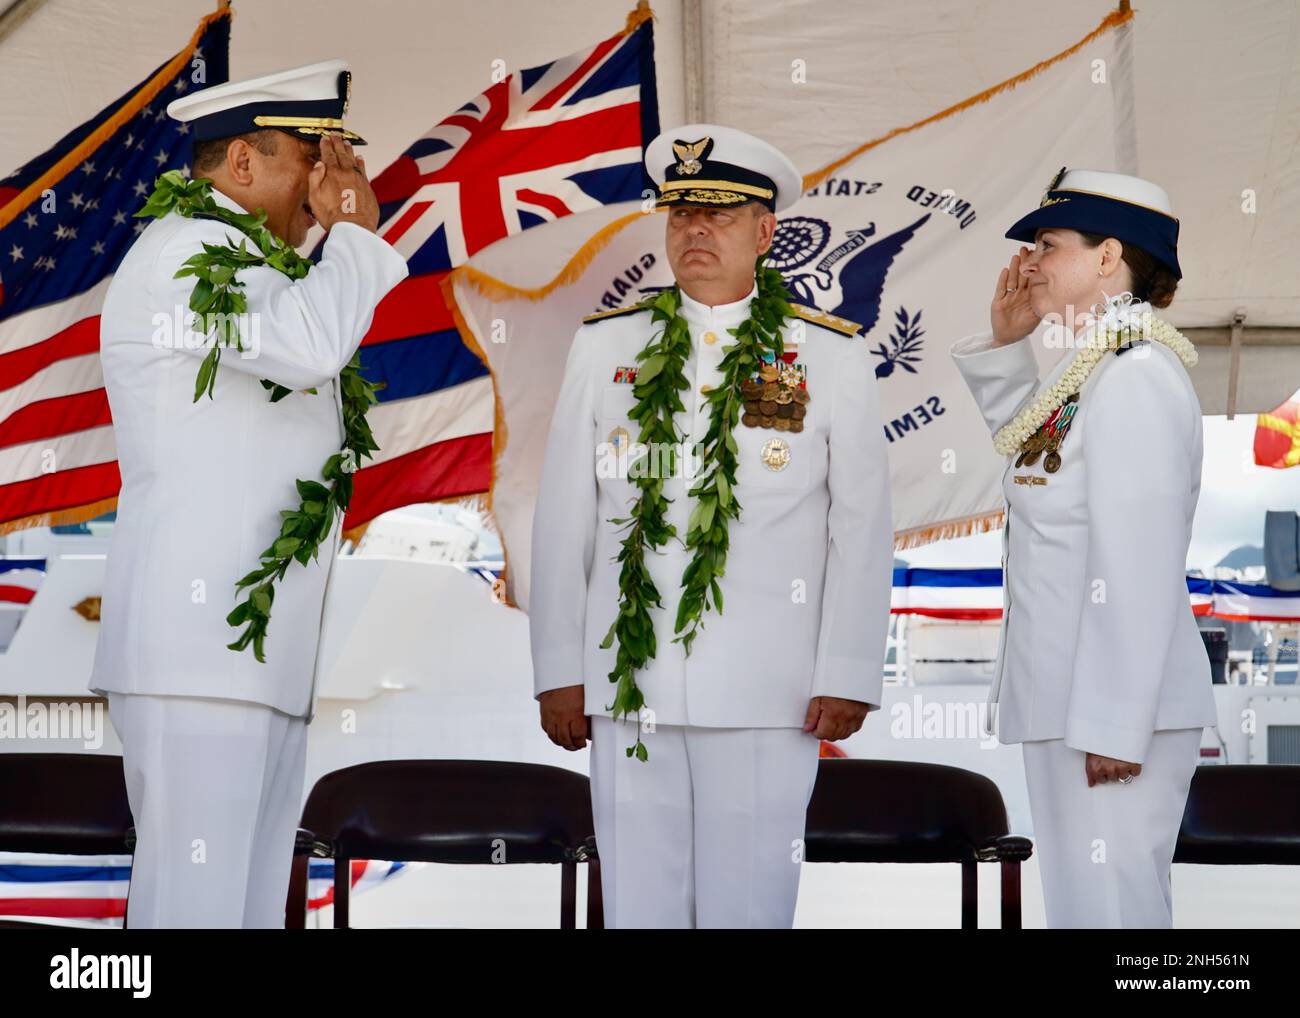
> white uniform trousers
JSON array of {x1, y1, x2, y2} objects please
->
[
  {"x1": 1022, "y1": 727, "x2": 1202, "y2": 929},
  {"x1": 106, "y1": 692, "x2": 308, "y2": 929},
  {"x1": 589, "y1": 715, "x2": 821, "y2": 928}
]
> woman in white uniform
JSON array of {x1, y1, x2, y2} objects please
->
[{"x1": 950, "y1": 168, "x2": 1218, "y2": 928}]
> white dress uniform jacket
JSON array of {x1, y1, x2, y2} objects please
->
[
  {"x1": 530, "y1": 282, "x2": 894, "y2": 726},
  {"x1": 951, "y1": 305, "x2": 1217, "y2": 763},
  {"x1": 90, "y1": 188, "x2": 408, "y2": 719}
]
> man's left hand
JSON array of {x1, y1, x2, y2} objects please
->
[{"x1": 803, "y1": 696, "x2": 872, "y2": 741}]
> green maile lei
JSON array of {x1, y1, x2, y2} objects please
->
[
  {"x1": 600, "y1": 257, "x2": 794, "y2": 760},
  {"x1": 135, "y1": 170, "x2": 382, "y2": 663}
]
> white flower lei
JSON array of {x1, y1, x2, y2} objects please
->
[{"x1": 992, "y1": 292, "x2": 1198, "y2": 457}]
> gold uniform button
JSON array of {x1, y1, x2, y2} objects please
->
[{"x1": 703, "y1": 331, "x2": 718, "y2": 345}]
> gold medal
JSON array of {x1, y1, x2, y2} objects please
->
[
  {"x1": 761, "y1": 437, "x2": 791, "y2": 471},
  {"x1": 1044, "y1": 451, "x2": 1062, "y2": 473}
]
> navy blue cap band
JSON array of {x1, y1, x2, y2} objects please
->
[{"x1": 1005, "y1": 190, "x2": 1181, "y2": 279}]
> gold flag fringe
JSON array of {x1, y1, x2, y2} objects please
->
[
  {"x1": 0, "y1": 497, "x2": 119, "y2": 537},
  {"x1": 893, "y1": 509, "x2": 1005, "y2": 552}
]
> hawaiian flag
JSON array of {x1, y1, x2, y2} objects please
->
[
  {"x1": 0, "y1": 9, "x2": 231, "y2": 536},
  {"x1": 1254, "y1": 390, "x2": 1300, "y2": 469},
  {"x1": 340, "y1": 7, "x2": 659, "y2": 530}
]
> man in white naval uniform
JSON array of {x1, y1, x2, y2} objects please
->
[
  {"x1": 530, "y1": 126, "x2": 894, "y2": 928},
  {"x1": 950, "y1": 169, "x2": 1217, "y2": 927},
  {"x1": 89, "y1": 61, "x2": 407, "y2": 927}
]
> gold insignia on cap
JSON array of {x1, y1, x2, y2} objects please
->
[
  {"x1": 341, "y1": 70, "x2": 352, "y2": 114},
  {"x1": 672, "y1": 138, "x2": 709, "y2": 176},
  {"x1": 761, "y1": 437, "x2": 791, "y2": 471},
  {"x1": 1039, "y1": 165, "x2": 1068, "y2": 207}
]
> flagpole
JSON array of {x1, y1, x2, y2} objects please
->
[
  {"x1": 681, "y1": 0, "x2": 705, "y2": 121},
  {"x1": 1112, "y1": 0, "x2": 1139, "y2": 175}
]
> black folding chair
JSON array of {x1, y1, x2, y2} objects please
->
[
  {"x1": 290, "y1": 759, "x2": 601, "y2": 929},
  {"x1": 804, "y1": 757, "x2": 1032, "y2": 928}
]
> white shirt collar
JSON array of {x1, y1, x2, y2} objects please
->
[
  {"x1": 677, "y1": 280, "x2": 758, "y2": 327},
  {"x1": 208, "y1": 184, "x2": 252, "y2": 217}
]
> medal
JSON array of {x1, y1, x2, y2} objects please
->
[
  {"x1": 1016, "y1": 392, "x2": 1078, "y2": 471},
  {"x1": 741, "y1": 352, "x2": 808, "y2": 433},
  {"x1": 761, "y1": 437, "x2": 791, "y2": 471}
]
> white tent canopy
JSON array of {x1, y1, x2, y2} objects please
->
[{"x1": 3, "y1": 0, "x2": 1297, "y2": 411}]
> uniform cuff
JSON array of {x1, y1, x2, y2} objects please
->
[
  {"x1": 326, "y1": 220, "x2": 410, "y2": 289},
  {"x1": 531, "y1": 642, "x2": 585, "y2": 699},
  {"x1": 950, "y1": 331, "x2": 1037, "y2": 370},
  {"x1": 1064, "y1": 714, "x2": 1155, "y2": 765},
  {"x1": 812, "y1": 655, "x2": 882, "y2": 710}
]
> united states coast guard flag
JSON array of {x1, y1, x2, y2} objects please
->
[
  {"x1": 447, "y1": 9, "x2": 1135, "y2": 609},
  {"x1": 0, "y1": 8, "x2": 231, "y2": 535}
]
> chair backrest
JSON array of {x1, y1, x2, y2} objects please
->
[
  {"x1": 1175, "y1": 764, "x2": 1300, "y2": 865},
  {"x1": 0, "y1": 753, "x2": 133, "y2": 855},
  {"x1": 301, "y1": 759, "x2": 594, "y2": 865},
  {"x1": 804, "y1": 758, "x2": 1011, "y2": 864}
]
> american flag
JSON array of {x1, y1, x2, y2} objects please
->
[
  {"x1": 0, "y1": 9, "x2": 230, "y2": 536},
  {"x1": 340, "y1": 8, "x2": 660, "y2": 530}
]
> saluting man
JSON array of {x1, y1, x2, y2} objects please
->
[
  {"x1": 530, "y1": 125, "x2": 895, "y2": 928},
  {"x1": 90, "y1": 61, "x2": 407, "y2": 927}
]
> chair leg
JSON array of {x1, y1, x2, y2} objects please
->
[
  {"x1": 1000, "y1": 859, "x2": 1022, "y2": 930},
  {"x1": 961, "y1": 860, "x2": 977, "y2": 929},
  {"x1": 560, "y1": 860, "x2": 577, "y2": 930},
  {"x1": 284, "y1": 852, "x2": 308, "y2": 929},
  {"x1": 334, "y1": 857, "x2": 350, "y2": 930},
  {"x1": 586, "y1": 860, "x2": 604, "y2": 930}
]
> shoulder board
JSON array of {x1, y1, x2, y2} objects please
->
[
  {"x1": 1114, "y1": 338, "x2": 1151, "y2": 356},
  {"x1": 582, "y1": 303, "x2": 651, "y2": 325},
  {"x1": 790, "y1": 304, "x2": 861, "y2": 337}
]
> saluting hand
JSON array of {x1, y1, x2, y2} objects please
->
[
  {"x1": 991, "y1": 246, "x2": 1039, "y2": 347},
  {"x1": 1086, "y1": 752, "x2": 1142, "y2": 787},
  {"x1": 308, "y1": 132, "x2": 380, "y2": 234},
  {"x1": 803, "y1": 696, "x2": 871, "y2": 741}
]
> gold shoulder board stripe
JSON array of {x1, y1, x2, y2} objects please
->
[
  {"x1": 791, "y1": 305, "x2": 861, "y2": 337},
  {"x1": 582, "y1": 304, "x2": 650, "y2": 324}
]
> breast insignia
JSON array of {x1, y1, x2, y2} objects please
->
[{"x1": 1114, "y1": 338, "x2": 1151, "y2": 356}]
